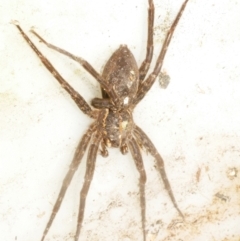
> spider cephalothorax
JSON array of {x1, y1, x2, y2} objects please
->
[{"x1": 13, "y1": 0, "x2": 189, "y2": 240}]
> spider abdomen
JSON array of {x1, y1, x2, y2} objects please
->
[{"x1": 102, "y1": 45, "x2": 139, "y2": 107}]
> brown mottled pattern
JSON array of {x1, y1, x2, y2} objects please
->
[{"x1": 12, "y1": 0, "x2": 189, "y2": 240}]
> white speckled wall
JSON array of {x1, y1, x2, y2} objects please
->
[{"x1": 1, "y1": 0, "x2": 240, "y2": 240}]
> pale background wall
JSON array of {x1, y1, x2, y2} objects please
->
[{"x1": 0, "y1": 0, "x2": 240, "y2": 240}]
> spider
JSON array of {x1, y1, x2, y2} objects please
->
[{"x1": 13, "y1": 0, "x2": 189, "y2": 240}]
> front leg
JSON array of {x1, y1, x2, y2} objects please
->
[
  {"x1": 40, "y1": 123, "x2": 97, "y2": 241},
  {"x1": 75, "y1": 130, "x2": 102, "y2": 241},
  {"x1": 133, "y1": 125, "x2": 184, "y2": 218},
  {"x1": 128, "y1": 136, "x2": 147, "y2": 241}
]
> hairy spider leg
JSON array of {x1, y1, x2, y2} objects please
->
[
  {"x1": 139, "y1": 0, "x2": 154, "y2": 82},
  {"x1": 134, "y1": 125, "x2": 184, "y2": 218},
  {"x1": 128, "y1": 136, "x2": 147, "y2": 241},
  {"x1": 40, "y1": 123, "x2": 97, "y2": 241},
  {"x1": 74, "y1": 109, "x2": 108, "y2": 240},
  {"x1": 75, "y1": 129, "x2": 102, "y2": 241},
  {"x1": 13, "y1": 23, "x2": 97, "y2": 119},
  {"x1": 134, "y1": 0, "x2": 190, "y2": 106},
  {"x1": 30, "y1": 29, "x2": 120, "y2": 105}
]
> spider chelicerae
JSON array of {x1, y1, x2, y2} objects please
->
[{"x1": 13, "y1": 0, "x2": 189, "y2": 240}]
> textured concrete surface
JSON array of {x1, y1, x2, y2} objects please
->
[{"x1": 1, "y1": 0, "x2": 240, "y2": 240}]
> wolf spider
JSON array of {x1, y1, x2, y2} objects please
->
[{"x1": 13, "y1": 0, "x2": 189, "y2": 240}]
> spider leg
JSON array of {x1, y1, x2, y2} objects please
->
[
  {"x1": 100, "y1": 140, "x2": 108, "y2": 157},
  {"x1": 128, "y1": 136, "x2": 147, "y2": 241},
  {"x1": 40, "y1": 123, "x2": 97, "y2": 241},
  {"x1": 133, "y1": 125, "x2": 184, "y2": 219},
  {"x1": 13, "y1": 23, "x2": 97, "y2": 119},
  {"x1": 133, "y1": 0, "x2": 190, "y2": 106},
  {"x1": 30, "y1": 29, "x2": 110, "y2": 93},
  {"x1": 139, "y1": 0, "x2": 154, "y2": 82},
  {"x1": 75, "y1": 130, "x2": 102, "y2": 241},
  {"x1": 30, "y1": 29, "x2": 121, "y2": 105}
]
